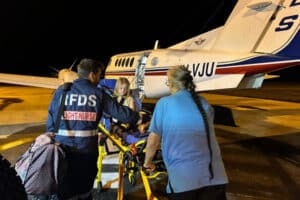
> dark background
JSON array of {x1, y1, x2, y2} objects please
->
[{"x1": 0, "y1": 0, "x2": 298, "y2": 80}]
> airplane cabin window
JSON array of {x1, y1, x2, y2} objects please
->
[
  {"x1": 130, "y1": 57, "x2": 134, "y2": 67},
  {"x1": 121, "y1": 58, "x2": 125, "y2": 67},
  {"x1": 126, "y1": 58, "x2": 130, "y2": 66}
]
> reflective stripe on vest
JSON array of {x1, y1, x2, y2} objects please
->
[{"x1": 57, "y1": 129, "x2": 98, "y2": 137}]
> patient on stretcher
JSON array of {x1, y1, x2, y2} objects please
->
[{"x1": 111, "y1": 121, "x2": 150, "y2": 145}]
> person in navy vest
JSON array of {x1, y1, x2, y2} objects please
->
[{"x1": 45, "y1": 58, "x2": 141, "y2": 200}]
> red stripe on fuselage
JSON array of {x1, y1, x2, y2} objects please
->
[{"x1": 216, "y1": 62, "x2": 300, "y2": 74}]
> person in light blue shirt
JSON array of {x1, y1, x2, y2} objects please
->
[{"x1": 143, "y1": 65, "x2": 228, "y2": 200}]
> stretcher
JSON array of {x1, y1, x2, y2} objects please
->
[{"x1": 96, "y1": 121, "x2": 167, "y2": 200}]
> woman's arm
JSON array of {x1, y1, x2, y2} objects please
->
[{"x1": 144, "y1": 132, "x2": 161, "y2": 169}]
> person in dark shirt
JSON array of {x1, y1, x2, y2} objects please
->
[{"x1": 44, "y1": 58, "x2": 142, "y2": 200}]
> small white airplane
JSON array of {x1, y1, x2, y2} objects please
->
[{"x1": 1, "y1": 0, "x2": 300, "y2": 99}]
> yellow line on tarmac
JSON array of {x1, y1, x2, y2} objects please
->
[{"x1": 0, "y1": 137, "x2": 35, "y2": 151}]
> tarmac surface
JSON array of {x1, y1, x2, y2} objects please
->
[{"x1": 0, "y1": 80, "x2": 299, "y2": 200}]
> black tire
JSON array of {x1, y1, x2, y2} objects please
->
[
  {"x1": 0, "y1": 154, "x2": 27, "y2": 200},
  {"x1": 97, "y1": 181, "x2": 102, "y2": 193}
]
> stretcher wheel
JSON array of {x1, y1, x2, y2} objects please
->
[
  {"x1": 97, "y1": 181, "x2": 103, "y2": 193},
  {"x1": 128, "y1": 173, "x2": 136, "y2": 185}
]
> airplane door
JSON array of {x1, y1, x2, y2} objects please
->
[{"x1": 134, "y1": 53, "x2": 149, "y2": 99}]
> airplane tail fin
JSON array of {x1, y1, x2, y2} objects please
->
[
  {"x1": 255, "y1": 0, "x2": 300, "y2": 58},
  {"x1": 211, "y1": 0, "x2": 300, "y2": 58}
]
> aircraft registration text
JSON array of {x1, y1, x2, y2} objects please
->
[{"x1": 185, "y1": 62, "x2": 216, "y2": 77}]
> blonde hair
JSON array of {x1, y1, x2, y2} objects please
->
[{"x1": 114, "y1": 77, "x2": 131, "y2": 98}]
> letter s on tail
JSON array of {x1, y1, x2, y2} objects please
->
[{"x1": 256, "y1": 0, "x2": 300, "y2": 58}]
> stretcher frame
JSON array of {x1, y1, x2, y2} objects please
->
[{"x1": 96, "y1": 122, "x2": 163, "y2": 200}]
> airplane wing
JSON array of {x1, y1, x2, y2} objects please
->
[
  {"x1": 0, "y1": 73, "x2": 60, "y2": 89},
  {"x1": 0, "y1": 67, "x2": 78, "y2": 89}
]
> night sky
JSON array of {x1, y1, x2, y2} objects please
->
[{"x1": 0, "y1": 0, "x2": 298, "y2": 80}]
